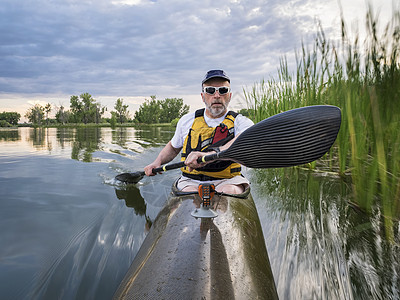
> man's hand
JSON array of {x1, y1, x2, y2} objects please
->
[
  {"x1": 143, "y1": 141, "x2": 182, "y2": 176},
  {"x1": 185, "y1": 151, "x2": 209, "y2": 172},
  {"x1": 144, "y1": 161, "x2": 161, "y2": 176}
]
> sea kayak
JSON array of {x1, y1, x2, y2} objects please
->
[{"x1": 114, "y1": 180, "x2": 278, "y2": 299}]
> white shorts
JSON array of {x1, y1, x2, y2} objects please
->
[{"x1": 176, "y1": 175, "x2": 250, "y2": 191}]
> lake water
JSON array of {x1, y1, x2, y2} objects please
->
[{"x1": 0, "y1": 127, "x2": 398, "y2": 299}]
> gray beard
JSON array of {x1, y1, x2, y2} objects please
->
[{"x1": 206, "y1": 102, "x2": 227, "y2": 118}]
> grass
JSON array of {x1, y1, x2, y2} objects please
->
[{"x1": 244, "y1": 4, "x2": 400, "y2": 239}]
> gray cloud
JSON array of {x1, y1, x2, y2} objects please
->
[{"x1": 0, "y1": 0, "x2": 390, "y2": 103}]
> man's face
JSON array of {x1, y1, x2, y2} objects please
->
[{"x1": 201, "y1": 78, "x2": 232, "y2": 118}]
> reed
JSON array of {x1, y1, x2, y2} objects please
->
[{"x1": 244, "y1": 4, "x2": 400, "y2": 237}]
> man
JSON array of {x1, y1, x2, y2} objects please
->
[{"x1": 144, "y1": 70, "x2": 254, "y2": 194}]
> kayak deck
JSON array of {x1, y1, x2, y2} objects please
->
[{"x1": 114, "y1": 184, "x2": 278, "y2": 299}]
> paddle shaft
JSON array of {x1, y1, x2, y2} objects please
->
[
  {"x1": 115, "y1": 155, "x2": 218, "y2": 183},
  {"x1": 151, "y1": 154, "x2": 218, "y2": 174}
]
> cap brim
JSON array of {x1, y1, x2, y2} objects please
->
[{"x1": 202, "y1": 75, "x2": 230, "y2": 84}]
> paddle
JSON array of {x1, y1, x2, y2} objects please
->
[{"x1": 115, "y1": 105, "x2": 341, "y2": 183}]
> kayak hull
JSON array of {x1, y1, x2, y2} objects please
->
[{"x1": 114, "y1": 183, "x2": 278, "y2": 299}]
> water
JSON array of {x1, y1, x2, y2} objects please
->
[
  {"x1": 0, "y1": 126, "x2": 179, "y2": 299},
  {"x1": 250, "y1": 168, "x2": 400, "y2": 299},
  {"x1": 0, "y1": 127, "x2": 399, "y2": 299}
]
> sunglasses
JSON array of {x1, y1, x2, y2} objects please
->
[{"x1": 202, "y1": 86, "x2": 231, "y2": 95}]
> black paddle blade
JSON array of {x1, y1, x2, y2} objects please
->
[
  {"x1": 221, "y1": 105, "x2": 341, "y2": 168},
  {"x1": 115, "y1": 171, "x2": 145, "y2": 184}
]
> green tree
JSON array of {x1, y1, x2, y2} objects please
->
[
  {"x1": 0, "y1": 111, "x2": 21, "y2": 126},
  {"x1": 114, "y1": 98, "x2": 130, "y2": 123},
  {"x1": 81, "y1": 93, "x2": 96, "y2": 124},
  {"x1": 134, "y1": 96, "x2": 162, "y2": 124},
  {"x1": 109, "y1": 113, "x2": 117, "y2": 128},
  {"x1": 25, "y1": 104, "x2": 45, "y2": 125},
  {"x1": 44, "y1": 103, "x2": 52, "y2": 125},
  {"x1": 69, "y1": 95, "x2": 83, "y2": 123},
  {"x1": 134, "y1": 96, "x2": 190, "y2": 124},
  {"x1": 94, "y1": 102, "x2": 106, "y2": 124},
  {"x1": 69, "y1": 93, "x2": 105, "y2": 123},
  {"x1": 55, "y1": 105, "x2": 70, "y2": 124},
  {"x1": 0, "y1": 120, "x2": 10, "y2": 127},
  {"x1": 159, "y1": 98, "x2": 189, "y2": 123}
]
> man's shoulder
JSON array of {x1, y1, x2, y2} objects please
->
[
  {"x1": 235, "y1": 113, "x2": 251, "y2": 120},
  {"x1": 176, "y1": 111, "x2": 196, "y2": 129},
  {"x1": 171, "y1": 112, "x2": 197, "y2": 148},
  {"x1": 179, "y1": 111, "x2": 196, "y2": 123},
  {"x1": 234, "y1": 113, "x2": 254, "y2": 133},
  {"x1": 234, "y1": 112, "x2": 252, "y2": 122}
]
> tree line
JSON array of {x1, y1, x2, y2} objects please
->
[
  {"x1": 0, "y1": 112, "x2": 21, "y2": 127},
  {"x1": 0, "y1": 93, "x2": 190, "y2": 126},
  {"x1": 133, "y1": 96, "x2": 189, "y2": 124}
]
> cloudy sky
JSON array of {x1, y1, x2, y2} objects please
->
[{"x1": 0, "y1": 0, "x2": 395, "y2": 120}]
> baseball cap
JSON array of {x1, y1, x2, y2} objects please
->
[{"x1": 202, "y1": 70, "x2": 230, "y2": 85}]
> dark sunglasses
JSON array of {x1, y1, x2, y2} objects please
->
[{"x1": 202, "y1": 86, "x2": 231, "y2": 95}]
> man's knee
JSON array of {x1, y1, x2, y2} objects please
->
[
  {"x1": 181, "y1": 185, "x2": 198, "y2": 192},
  {"x1": 217, "y1": 184, "x2": 244, "y2": 194}
]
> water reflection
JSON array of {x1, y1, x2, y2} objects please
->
[
  {"x1": 71, "y1": 128, "x2": 101, "y2": 162},
  {"x1": 133, "y1": 125, "x2": 175, "y2": 146},
  {"x1": 0, "y1": 128, "x2": 20, "y2": 141},
  {"x1": 115, "y1": 185, "x2": 153, "y2": 231},
  {"x1": 250, "y1": 168, "x2": 399, "y2": 300},
  {"x1": 111, "y1": 127, "x2": 132, "y2": 148},
  {"x1": 115, "y1": 185, "x2": 146, "y2": 215},
  {"x1": 27, "y1": 128, "x2": 54, "y2": 151},
  {"x1": 0, "y1": 126, "x2": 176, "y2": 161},
  {"x1": 108, "y1": 126, "x2": 175, "y2": 157},
  {"x1": 56, "y1": 128, "x2": 76, "y2": 149}
]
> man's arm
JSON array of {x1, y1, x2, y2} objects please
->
[{"x1": 144, "y1": 141, "x2": 182, "y2": 176}]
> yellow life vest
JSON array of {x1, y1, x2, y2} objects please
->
[{"x1": 181, "y1": 108, "x2": 242, "y2": 181}]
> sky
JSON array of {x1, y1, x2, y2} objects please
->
[{"x1": 0, "y1": 0, "x2": 396, "y2": 121}]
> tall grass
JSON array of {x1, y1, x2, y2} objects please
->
[{"x1": 244, "y1": 5, "x2": 400, "y2": 238}]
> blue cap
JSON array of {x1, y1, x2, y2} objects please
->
[{"x1": 202, "y1": 70, "x2": 230, "y2": 85}]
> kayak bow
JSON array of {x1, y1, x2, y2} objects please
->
[{"x1": 114, "y1": 181, "x2": 278, "y2": 299}]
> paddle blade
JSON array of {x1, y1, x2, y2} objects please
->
[
  {"x1": 221, "y1": 105, "x2": 341, "y2": 168},
  {"x1": 115, "y1": 171, "x2": 145, "y2": 184}
]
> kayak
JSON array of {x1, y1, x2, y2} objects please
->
[
  {"x1": 113, "y1": 180, "x2": 278, "y2": 299},
  {"x1": 113, "y1": 105, "x2": 342, "y2": 298}
]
